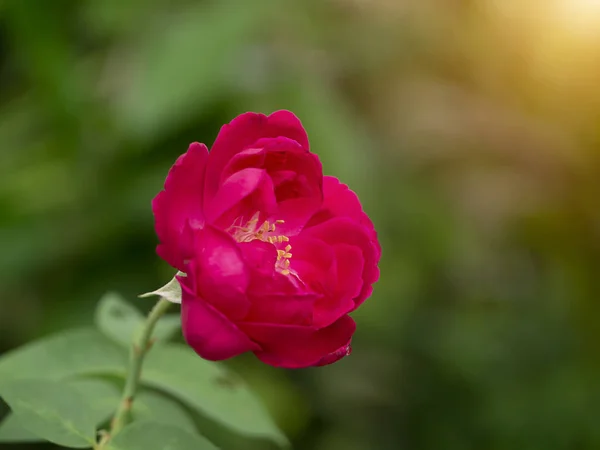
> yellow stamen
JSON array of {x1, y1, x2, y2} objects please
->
[{"x1": 229, "y1": 214, "x2": 293, "y2": 275}]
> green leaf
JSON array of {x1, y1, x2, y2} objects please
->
[
  {"x1": 0, "y1": 328, "x2": 127, "y2": 384},
  {"x1": 0, "y1": 414, "x2": 40, "y2": 442},
  {"x1": 96, "y1": 291, "x2": 181, "y2": 346},
  {"x1": 141, "y1": 344, "x2": 287, "y2": 446},
  {"x1": 0, "y1": 380, "x2": 98, "y2": 448},
  {"x1": 0, "y1": 377, "x2": 121, "y2": 444},
  {"x1": 70, "y1": 378, "x2": 121, "y2": 424},
  {"x1": 108, "y1": 420, "x2": 216, "y2": 450},
  {"x1": 133, "y1": 389, "x2": 196, "y2": 433},
  {"x1": 95, "y1": 292, "x2": 144, "y2": 347}
]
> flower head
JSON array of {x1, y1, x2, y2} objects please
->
[{"x1": 153, "y1": 111, "x2": 380, "y2": 368}]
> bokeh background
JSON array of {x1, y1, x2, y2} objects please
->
[{"x1": 2, "y1": 0, "x2": 600, "y2": 449}]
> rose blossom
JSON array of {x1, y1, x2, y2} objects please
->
[{"x1": 153, "y1": 110, "x2": 380, "y2": 368}]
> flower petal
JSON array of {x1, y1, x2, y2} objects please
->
[
  {"x1": 333, "y1": 244, "x2": 365, "y2": 302},
  {"x1": 237, "y1": 240, "x2": 318, "y2": 325},
  {"x1": 238, "y1": 240, "x2": 278, "y2": 276},
  {"x1": 303, "y1": 217, "x2": 380, "y2": 308},
  {"x1": 312, "y1": 243, "x2": 364, "y2": 328},
  {"x1": 306, "y1": 176, "x2": 381, "y2": 259},
  {"x1": 180, "y1": 281, "x2": 260, "y2": 361},
  {"x1": 289, "y1": 235, "x2": 337, "y2": 296},
  {"x1": 153, "y1": 142, "x2": 208, "y2": 270},
  {"x1": 239, "y1": 315, "x2": 356, "y2": 368},
  {"x1": 204, "y1": 168, "x2": 277, "y2": 227},
  {"x1": 185, "y1": 226, "x2": 251, "y2": 320},
  {"x1": 315, "y1": 342, "x2": 353, "y2": 366},
  {"x1": 260, "y1": 138, "x2": 323, "y2": 234},
  {"x1": 204, "y1": 111, "x2": 310, "y2": 206},
  {"x1": 219, "y1": 136, "x2": 323, "y2": 235},
  {"x1": 245, "y1": 292, "x2": 317, "y2": 326}
]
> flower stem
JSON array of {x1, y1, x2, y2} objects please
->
[{"x1": 106, "y1": 298, "x2": 172, "y2": 439}]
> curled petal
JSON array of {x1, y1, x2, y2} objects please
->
[
  {"x1": 185, "y1": 226, "x2": 251, "y2": 320},
  {"x1": 239, "y1": 315, "x2": 356, "y2": 368},
  {"x1": 289, "y1": 236, "x2": 337, "y2": 297},
  {"x1": 153, "y1": 143, "x2": 208, "y2": 270},
  {"x1": 205, "y1": 111, "x2": 310, "y2": 206},
  {"x1": 315, "y1": 342, "x2": 353, "y2": 367},
  {"x1": 180, "y1": 281, "x2": 260, "y2": 361},
  {"x1": 205, "y1": 168, "x2": 277, "y2": 227},
  {"x1": 306, "y1": 176, "x2": 380, "y2": 259},
  {"x1": 312, "y1": 243, "x2": 364, "y2": 328},
  {"x1": 333, "y1": 244, "x2": 364, "y2": 301},
  {"x1": 261, "y1": 138, "x2": 323, "y2": 234},
  {"x1": 219, "y1": 136, "x2": 323, "y2": 235},
  {"x1": 303, "y1": 217, "x2": 380, "y2": 308}
]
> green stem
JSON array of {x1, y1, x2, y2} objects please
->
[{"x1": 106, "y1": 298, "x2": 172, "y2": 439}]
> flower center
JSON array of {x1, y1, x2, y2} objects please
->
[{"x1": 228, "y1": 212, "x2": 292, "y2": 275}]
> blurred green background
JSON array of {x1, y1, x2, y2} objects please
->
[{"x1": 2, "y1": 0, "x2": 600, "y2": 448}]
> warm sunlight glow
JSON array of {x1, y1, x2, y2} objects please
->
[{"x1": 557, "y1": 0, "x2": 600, "y2": 36}]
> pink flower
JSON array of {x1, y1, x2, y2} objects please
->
[{"x1": 153, "y1": 111, "x2": 380, "y2": 368}]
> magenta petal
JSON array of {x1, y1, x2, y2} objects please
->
[
  {"x1": 187, "y1": 226, "x2": 251, "y2": 320},
  {"x1": 333, "y1": 244, "x2": 365, "y2": 301},
  {"x1": 266, "y1": 110, "x2": 310, "y2": 150},
  {"x1": 239, "y1": 315, "x2": 356, "y2": 368},
  {"x1": 245, "y1": 291, "x2": 318, "y2": 326},
  {"x1": 181, "y1": 283, "x2": 260, "y2": 361},
  {"x1": 311, "y1": 243, "x2": 363, "y2": 328},
  {"x1": 152, "y1": 143, "x2": 208, "y2": 270},
  {"x1": 303, "y1": 217, "x2": 380, "y2": 308},
  {"x1": 220, "y1": 147, "x2": 267, "y2": 182},
  {"x1": 238, "y1": 240, "x2": 278, "y2": 276},
  {"x1": 289, "y1": 235, "x2": 337, "y2": 295},
  {"x1": 237, "y1": 240, "x2": 317, "y2": 324},
  {"x1": 204, "y1": 168, "x2": 277, "y2": 226},
  {"x1": 204, "y1": 111, "x2": 310, "y2": 205},
  {"x1": 306, "y1": 176, "x2": 380, "y2": 260},
  {"x1": 315, "y1": 341, "x2": 353, "y2": 366}
]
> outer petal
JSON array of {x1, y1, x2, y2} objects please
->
[
  {"x1": 303, "y1": 217, "x2": 380, "y2": 308},
  {"x1": 312, "y1": 243, "x2": 364, "y2": 328},
  {"x1": 315, "y1": 342, "x2": 353, "y2": 366},
  {"x1": 153, "y1": 143, "x2": 208, "y2": 270},
  {"x1": 180, "y1": 280, "x2": 260, "y2": 361},
  {"x1": 239, "y1": 315, "x2": 356, "y2": 368},
  {"x1": 186, "y1": 226, "x2": 251, "y2": 320},
  {"x1": 306, "y1": 176, "x2": 381, "y2": 259},
  {"x1": 204, "y1": 111, "x2": 310, "y2": 206},
  {"x1": 332, "y1": 244, "x2": 364, "y2": 303},
  {"x1": 245, "y1": 291, "x2": 317, "y2": 326}
]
